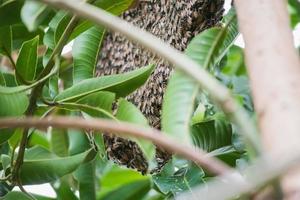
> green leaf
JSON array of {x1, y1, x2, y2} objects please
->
[
  {"x1": 185, "y1": 9, "x2": 238, "y2": 72},
  {"x1": 0, "y1": 71, "x2": 6, "y2": 86},
  {"x1": 191, "y1": 118, "x2": 232, "y2": 152},
  {"x1": 55, "y1": 64, "x2": 154, "y2": 102},
  {"x1": 288, "y1": 0, "x2": 300, "y2": 28},
  {"x1": 0, "y1": 0, "x2": 22, "y2": 27},
  {"x1": 50, "y1": 129, "x2": 69, "y2": 157},
  {"x1": 28, "y1": 130, "x2": 50, "y2": 150},
  {"x1": 77, "y1": 91, "x2": 115, "y2": 113},
  {"x1": 162, "y1": 71, "x2": 197, "y2": 144},
  {"x1": 68, "y1": 125, "x2": 96, "y2": 200},
  {"x1": 20, "y1": 146, "x2": 96, "y2": 185},
  {"x1": 58, "y1": 91, "x2": 116, "y2": 119},
  {"x1": 162, "y1": 9, "x2": 238, "y2": 145},
  {"x1": 0, "y1": 85, "x2": 29, "y2": 117},
  {"x1": 153, "y1": 165, "x2": 205, "y2": 195},
  {"x1": 116, "y1": 98, "x2": 155, "y2": 161},
  {"x1": 99, "y1": 180, "x2": 151, "y2": 200},
  {"x1": 73, "y1": 26, "x2": 105, "y2": 83},
  {"x1": 209, "y1": 146, "x2": 242, "y2": 167},
  {"x1": 0, "y1": 129, "x2": 14, "y2": 145},
  {"x1": 4, "y1": 191, "x2": 55, "y2": 200},
  {"x1": 0, "y1": 26, "x2": 12, "y2": 56},
  {"x1": 12, "y1": 24, "x2": 44, "y2": 50},
  {"x1": 98, "y1": 164, "x2": 148, "y2": 197},
  {"x1": 43, "y1": 11, "x2": 70, "y2": 66},
  {"x1": 52, "y1": 179, "x2": 79, "y2": 200},
  {"x1": 21, "y1": 0, "x2": 52, "y2": 31},
  {"x1": 16, "y1": 36, "x2": 39, "y2": 82},
  {"x1": 74, "y1": 162, "x2": 97, "y2": 200},
  {"x1": 221, "y1": 45, "x2": 246, "y2": 76},
  {"x1": 68, "y1": 0, "x2": 133, "y2": 40}
]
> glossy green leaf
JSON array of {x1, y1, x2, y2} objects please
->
[
  {"x1": 0, "y1": 0, "x2": 22, "y2": 27},
  {"x1": 73, "y1": 26, "x2": 105, "y2": 83},
  {"x1": 0, "y1": 26, "x2": 12, "y2": 56},
  {"x1": 77, "y1": 91, "x2": 115, "y2": 113},
  {"x1": 98, "y1": 164, "x2": 148, "y2": 197},
  {"x1": 43, "y1": 11, "x2": 69, "y2": 66},
  {"x1": 51, "y1": 129, "x2": 69, "y2": 157},
  {"x1": 16, "y1": 36, "x2": 39, "y2": 82},
  {"x1": 55, "y1": 64, "x2": 154, "y2": 102},
  {"x1": 12, "y1": 24, "x2": 44, "y2": 50},
  {"x1": 20, "y1": 146, "x2": 96, "y2": 185},
  {"x1": 0, "y1": 85, "x2": 29, "y2": 117},
  {"x1": 58, "y1": 91, "x2": 116, "y2": 119},
  {"x1": 116, "y1": 98, "x2": 155, "y2": 161},
  {"x1": 162, "y1": 9, "x2": 238, "y2": 145},
  {"x1": 153, "y1": 165, "x2": 205, "y2": 195},
  {"x1": 221, "y1": 45, "x2": 246, "y2": 76},
  {"x1": 99, "y1": 180, "x2": 150, "y2": 200},
  {"x1": 185, "y1": 9, "x2": 238, "y2": 72},
  {"x1": 209, "y1": 146, "x2": 242, "y2": 167},
  {"x1": 191, "y1": 118, "x2": 232, "y2": 152},
  {"x1": 69, "y1": 124, "x2": 97, "y2": 200},
  {"x1": 28, "y1": 130, "x2": 50, "y2": 150},
  {"x1": 21, "y1": 0, "x2": 52, "y2": 31}
]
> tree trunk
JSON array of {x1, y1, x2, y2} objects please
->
[
  {"x1": 96, "y1": 0, "x2": 225, "y2": 173},
  {"x1": 235, "y1": 0, "x2": 300, "y2": 199}
]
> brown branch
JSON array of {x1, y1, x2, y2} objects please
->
[{"x1": 0, "y1": 116, "x2": 233, "y2": 176}]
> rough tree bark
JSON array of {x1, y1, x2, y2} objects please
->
[
  {"x1": 96, "y1": 0, "x2": 224, "y2": 173},
  {"x1": 235, "y1": 0, "x2": 300, "y2": 199}
]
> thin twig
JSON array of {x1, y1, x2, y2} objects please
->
[
  {"x1": 11, "y1": 16, "x2": 79, "y2": 185},
  {"x1": 0, "y1": 116, "x2": 235, "y2": 176},
  {"x1": 39, "y1": 0, "x2": 261, "y2": 154}
]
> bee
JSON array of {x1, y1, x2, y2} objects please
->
[{"x1": 98, "y1": 0, "x2": 225, "y2": 174}]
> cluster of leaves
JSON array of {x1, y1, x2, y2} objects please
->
[{"x1": 1, "y1": 0, "x2": 298, "y2": 199}]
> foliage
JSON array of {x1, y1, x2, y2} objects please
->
[{"x1": 0, "y1": 0, "x2": 298, "y2": 199}]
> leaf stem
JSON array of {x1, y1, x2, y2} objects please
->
[{"x1": 11, "y1": 16, "x2": 79, "y2": 185}]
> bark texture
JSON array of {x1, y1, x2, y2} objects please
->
[{"x1": 97, "y1": 0, "x2": 224, "y2": 173}]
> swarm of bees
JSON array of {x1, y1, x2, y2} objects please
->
[{"x1": 97, "y1": 0, "x2": 225, "y2": 174}]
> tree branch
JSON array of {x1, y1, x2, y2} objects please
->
[
  {"x1": 38, "y1": 0, "x2": 261, "y2": 155},
  {"x1": 0, "y1": 116, "x2": 234, "y2": 176},
  {"x1": 177, "y1": 152, "x2": 300, "y2": 200},
  {"x1": 235, "y1": 0, "x2": 300, "y2": 199}
]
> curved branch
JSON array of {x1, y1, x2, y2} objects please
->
[
  {"x1": 38, "y1": 0, "x2": 261, "y2": 155},
  {"x1": 0, "y1": 116, "x2": 233, "y2": 176}
]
